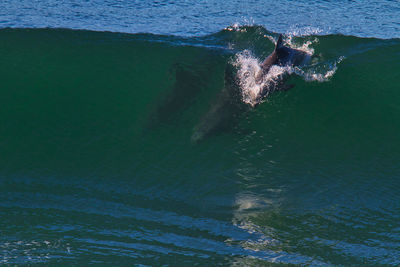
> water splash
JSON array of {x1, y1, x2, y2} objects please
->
[
  {"x1": 294, "y1": 56, "x2": 345, "y2": 82},
  {"x1": 225, "y1": 23, "x2": 245, "y2": 32},
  {"x1": 232, "y1": 50, "x2": 293, "y2": 106},
  {"x1": 285, "y1": 35, "x2": 318, "y2": 55},
  {"x1": 286, "y1": 26, "x2": 327, "y2": 37},
  {"x1": 232, "y1": 37, "x2": 344, "y2": 106},
  {"x1": 224, "y1": 19, "x2": 256, "y2": 32}
]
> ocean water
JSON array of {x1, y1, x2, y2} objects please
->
[
  {"x1": 1, "y1": 0, "x2": 400, "y2": 38},
  {"x1": 1, "y1": 1, "x2": 400, "y2": 266}
]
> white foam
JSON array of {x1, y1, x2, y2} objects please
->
[
  {"x1": 286, "y1": 26, "x2": 327, "y2": 37},
  {"x1": 284, "y1": 35, "x2": 318, "y2": 55},
  {"x1": 225, "y1": 19, "x2": 256, "y2": 32},
  {"x1": 232, "y1": 50, "x2": 292, "y2": 106},
  {"x1": 294, "y1": 56, "x2": 345, "y2": 82},
  {"x1": 225, "y1": 23, "x2": 241, "y2": 32},
  {"x1": 233, "y1": 38, "x2": 344, "y2": 106}
]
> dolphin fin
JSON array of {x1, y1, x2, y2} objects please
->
[{"x1": 275, "y1": 34, "x2": 284, "y2": 50}]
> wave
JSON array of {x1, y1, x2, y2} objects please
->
[
  {"x1": 0, "y1": 26, "x2": 399, "y2": 142},
  {"x1": 1, "y1": 26, "x2": 400, "y2": 265}
]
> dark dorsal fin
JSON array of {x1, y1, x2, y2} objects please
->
[{"x1": 275, "y1": 34, "x2": 284, "y2": 50}]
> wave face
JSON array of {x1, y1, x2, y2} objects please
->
[{"x1": 1, "y1": 27, "x2": 400, "y2": 265}]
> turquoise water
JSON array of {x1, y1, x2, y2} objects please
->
[{"x1": 1, "y1": 1, "x2": 400, "y2": 266}]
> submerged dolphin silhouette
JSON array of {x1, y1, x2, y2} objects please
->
[{"x1": 191, "y1": 34, "x2": 311, "y2": 142}]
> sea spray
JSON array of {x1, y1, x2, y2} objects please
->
[{"x1": 232, "y1": 35, "x2": 344, "y2": 106}]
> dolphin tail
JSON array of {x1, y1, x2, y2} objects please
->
[{"x1": 275, "y1": 34, "x2": 284, "y2": 50}]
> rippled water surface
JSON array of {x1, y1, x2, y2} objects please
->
[{"x1": 0, "y1": 0, "x2": 399, "y2": 38}]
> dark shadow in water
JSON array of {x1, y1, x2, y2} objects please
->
[
  {"x1": 154, "y1": 62, "x2": 207, "y2": 124},
  {"x1": 145, "y1": 48, "x2": 301, "y2": 142},
  {"x1": 145, "y1": 50, "x2": 229, "y2": 130},
  {"x1": 191, "y1": 64, "x2": 249, "y2": 142}
]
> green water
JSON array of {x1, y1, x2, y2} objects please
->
[{"x1": 0, "y1": 28, "x2": 400, "y2": 265}]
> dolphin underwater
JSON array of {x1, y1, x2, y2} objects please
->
[{"x1": 191, "y1": 34, "x2": 311, "y2": 142}]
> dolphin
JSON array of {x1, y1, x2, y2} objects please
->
[
  {"x1": 262, "y1": 34, "x2": 310, "y2": 73},
  {"x1": 191, "y1": 64, "x2": 247, "y2": 143},
  {"x1": 254, "y1": 34, "x2": 311, "y2": 102},
  {"x1": 191, "y1": 34, "x2": 311, "y2": 142}
]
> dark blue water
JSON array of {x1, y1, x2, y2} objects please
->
[{"x1": 1, "y1": 0, "x2": 399, "y2": 38}]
